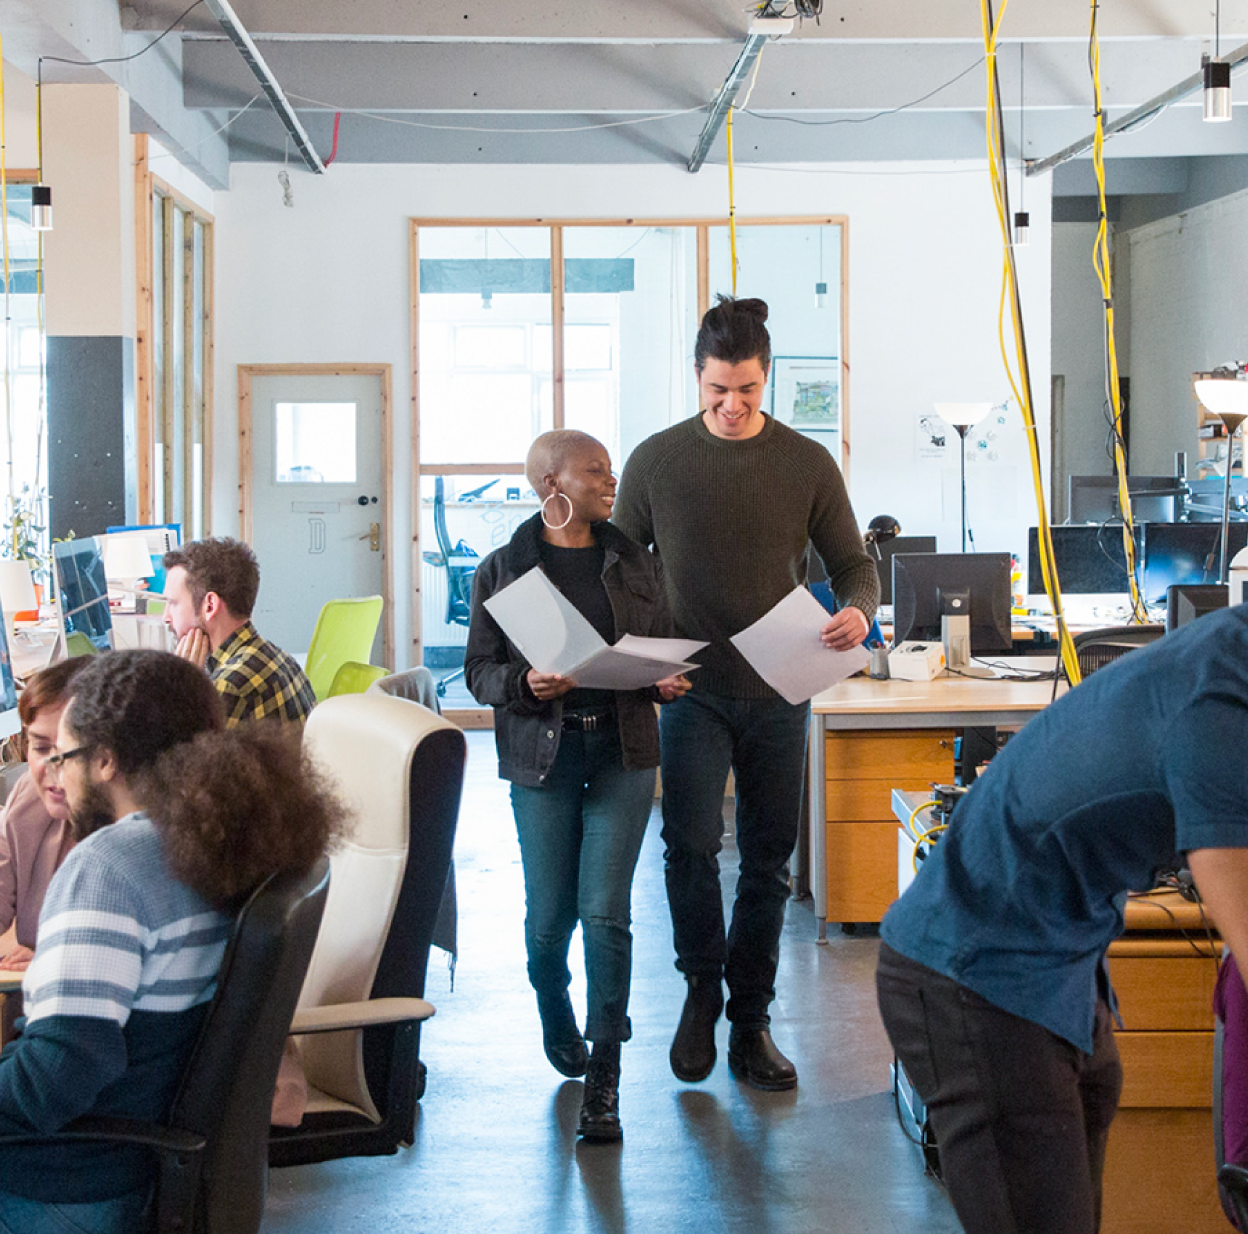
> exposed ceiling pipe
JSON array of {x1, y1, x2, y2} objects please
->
[
  {"x1": 1030, "y1": 39, "x2": 1248, "y2": 177},
  {"x1": 687, "y1": 16, "x2": 792, "y2": 175},
  {"x1": 202, "y1": 0, "x2": 325, "y2": 174}
]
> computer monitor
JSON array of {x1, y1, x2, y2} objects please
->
[
  {"x1": 53, "y1": 537, "x2": 113, "y2": 654},
  {"x1": 1142, "y1": 522, "x2": 1248, "y2": 604},
  {"x1": 1165, "y1": 583, "x2": 1228, "y2": 632},
  {"x1": 0, "y1": 616, "x2": 22, "y2": 740},
  {"x1": 1026, "y1": 525, "x2": 1139, "y2": 595},
  {"x1": 868, "y1": 535, "x2": 937, "y2": 605},
  {"x1": 892, "y1": 552, "x2": 1013, "y2": 654},
  {"x1": 1067, "y1": 475, "x2": 1184, "y2": 525}
]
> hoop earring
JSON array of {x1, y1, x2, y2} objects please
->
[{"x1": 541, "y1": 492, "x2": 574, "y2": 531}]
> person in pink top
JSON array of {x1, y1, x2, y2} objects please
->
[{"x1": 0, "y1": 658, "x2": 92, "y2": 974}]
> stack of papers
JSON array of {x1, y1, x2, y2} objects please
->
[{"x1": 484, "y1": 568, "x2": 706, "y2": 690}]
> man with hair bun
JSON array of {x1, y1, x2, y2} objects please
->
[
  {"x1": 0, "y1": 650, "x2": 344, "y2": 1232},
  {"x1": 162, "y1": 535, "x2": 316, "y2": 727},
  {"x1": 615, "y1": 295, "x2": 878, "y2": 1091}
]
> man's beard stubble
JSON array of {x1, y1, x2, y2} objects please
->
[{"x1": 70, "y1": 779, "x2": 119, "y2": 841}]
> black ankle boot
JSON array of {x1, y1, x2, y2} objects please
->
[
  {"x1": 578, "y1": 1042, "x2": 622, "y2": 1143},
  {"x1": 669, "y1": 975, "x2": 723, "y2": 1083},
  {"x1": 537, "y1": 990, "x2": 588, "y2": 1078}
]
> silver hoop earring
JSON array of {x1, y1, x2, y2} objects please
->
[{"x1": 541, "y1": 492, "x2": 574, "y2": 531}]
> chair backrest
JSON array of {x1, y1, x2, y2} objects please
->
[
  {"x1": 328, "y1": 660, "x2": 388, "y2": 697},
  {"x1": 65, "y1": 630, "x2": 99, "y2": 657},
  {"x1": 169, "y1": 859, "x2": 330, "y2": 1234},
  {"x1": 297, "y1": 694, "x2": 465, "y2": 1118},
  {"x1": 304, "y1": 596, "x2": 384, "y2": 701},
  {"x1": 368, "y1": 666, "x2": 441, "y2": 712},
  {"x1": 1070, "y1": 624, "x2": 1165, "y2": 677},
  {"x1": 432, "y1": 477, "x2": 478, "y2": 627}
]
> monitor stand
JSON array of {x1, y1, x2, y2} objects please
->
[{"x1": 941, "y1": 614, "x2": 995, "y2": 678}]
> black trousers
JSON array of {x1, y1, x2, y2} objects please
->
[{"x1": 876, "y1": 943, "x2": 1123, "y2": 1234}]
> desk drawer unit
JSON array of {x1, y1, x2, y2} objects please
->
[{"x1": 824, "y1": 729, "x2": 953, "y2": 923}]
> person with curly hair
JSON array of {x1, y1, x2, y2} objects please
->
[
  {"x1": 162, "y1": 536, "x2": 317, "y2": 727},
  {"x1": 0, "y1": 650, "x2": 345, "y2": 1234}
]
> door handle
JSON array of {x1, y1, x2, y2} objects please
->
[{"x1": 359, "y1": 522, "x2": 381, "y2": 552}]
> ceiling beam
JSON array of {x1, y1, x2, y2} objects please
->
[{"x1": 202, "y1": 0, "x2": 324, "y2": 173}]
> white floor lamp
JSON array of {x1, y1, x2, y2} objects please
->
[
  {"x1": 936, "y1": 403, "x2": 992, "y2": 553},
  {"x1": 1194, "y1": 367, "x2": 1248, "y2": 582}
]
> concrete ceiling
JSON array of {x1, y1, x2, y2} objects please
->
[{"x1": 4, "y1": 0, "x2": 1248, "y2": 191}]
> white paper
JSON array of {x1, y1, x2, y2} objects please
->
[
  {"x1": 484, "y1": 567, "x2": 705, "y2": 690},
  {"x1": 730, "y1": 586, "x2": 871, "y2": 705}
]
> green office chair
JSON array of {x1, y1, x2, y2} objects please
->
[
  {"x1": 64, "y1": 630, "x2": 99, "y2": 657},
  {"x1": 304, "y1": 596, "x2": 384, "y2": 702},
  {"x1": 328, "y1": 660, "x2": 388, "y2": 697}
]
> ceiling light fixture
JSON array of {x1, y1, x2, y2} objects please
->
[
  {"x1": 1204, "y1": 1, "x2": 1232, "y2": 122},
  {"x1": 1014, "y1": 44, "x2": 1029, "y2": 246},
  {"x1": 31, "y1": 183, "x2": 52, "y2": 231}
]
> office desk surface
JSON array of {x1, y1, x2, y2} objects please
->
[
  {"x1": 0, "y1": 969, "x2": 23, "y2": 993},
  {"x1": 811, "y1": 657, "x2": 1061, "y2": 730}
]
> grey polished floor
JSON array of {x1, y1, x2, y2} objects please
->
[{"x1": 264, "y1": 732, "x2": 961, "y2": 1234}]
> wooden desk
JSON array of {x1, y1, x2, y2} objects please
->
[{"x1": 807, "y1": 661, "x2": 1058, "y2": 938}]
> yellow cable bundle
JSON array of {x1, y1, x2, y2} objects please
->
[
  {"x1": 979, "y1": 0, "x2": 1082, "y2": 685},
  {"x1": 1088, "y1": 3, "x2": 1145, "y2": 621},
  {"x1": 726, "y1": 105, "x2": 738, "y2": 296}
]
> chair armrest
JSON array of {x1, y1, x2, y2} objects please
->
[
  {"x1": 0, "y1": 1115, "x2": 204, "y2": 1155},
  {"x1": 290, "y1": 996, "x2": 435, "y2": 1035}
]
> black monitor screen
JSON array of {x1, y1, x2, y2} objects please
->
[
  {"x1": 1142, "y1": 522, "x2": 1248, "y2": 604},
  {"x1": 868, "y1": 536, "x2": 937, "y2": 605},
  {"x1": 54, "y1": 537, "x2": 113, "y2": 653},
  {"x1": 1027, "y1": 525, "x2": 1138, "y2": 595},
  {"x1": 1067, "y1": 475, "x2": 1182, "y2": 525},
  {"x1": 1165, "y1": 583, "x2": 1229, "y2": 632},
  {"x1": 892, "y1": 552, "x2": 1013, "y2": 654}
]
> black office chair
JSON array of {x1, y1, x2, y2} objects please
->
[
  {"x1": 423, "y1": 476, "x2": 479, "y2": 697},
  {"x1": 1070, "y1": 624, "x2": 1165, "y2": 677},
  {"x1": 0, "y1": 859, "x2": 330, "y2": 1234}
]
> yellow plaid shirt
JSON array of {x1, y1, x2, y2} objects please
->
[{"x1": 207, "y1": 621, "x2": 317, "y2": 727}]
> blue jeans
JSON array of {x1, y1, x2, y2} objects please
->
[
  {"x1": 509, "y1": 724, "x2": 655, "y2": 1043},
  {"x1": 0, "y1": 1189, "x2": 149, "y2": 1234},
  {"x1": 659, "y1": 691, "x2": 810, "y2": 1029}
]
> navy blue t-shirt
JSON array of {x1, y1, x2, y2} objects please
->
[{"x1": 881, "y1": 604, "x2": 1248, "y2": 1054}]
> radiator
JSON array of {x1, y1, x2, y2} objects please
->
[{"x1": 421, "y1": 558, "x2": 469, "y2": 647}]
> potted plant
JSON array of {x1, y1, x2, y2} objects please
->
[{"x1": 3, "y1": 484, "x2": 50, "y2": 618}]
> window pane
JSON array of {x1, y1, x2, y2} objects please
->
[
  {"x1": 418, "y1": 226, "x2": 553, "y2": 464},
  {"x1": 561, "y1": 226, "x2": 699, "y2": 465},
  {"x1": 275, "y1": 402, "x2": 358, "y2": 483}
]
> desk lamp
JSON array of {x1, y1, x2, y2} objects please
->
[
  {"x1": 1193, "y1": 365, "x2": 1248, "y2": 581},
  {"x1": 102, "y1": 532, "x2": 156, "y2": 609},
  {"x1": 935, "y1": 403, "x2": 992, "y2": 552},
  {"x1": 0, "y1": 559, "x2": 38, "y2": 626},
  {"x1": 863, "y1": 514, "x2": 900, "y2": 559}
]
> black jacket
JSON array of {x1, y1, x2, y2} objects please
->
[{"x1": 465, "y1": 513, "x2": 674, "y2": 786}]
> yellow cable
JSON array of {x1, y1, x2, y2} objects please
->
[
  {"x1": 906, "y1": 799, "x2": 939, "y2": 837},
  {"x1": 726, "y1": 104, "x2": 738, "y2": 296},
  {"x1": 911, "y1": 823, "x2": 948, "y2": 873},
  {"x1": 979, "y1": 0, "x2": 1082, "y2": 685},
  {"x1": 1088, "y1": 0, "x2": 1145, "y2": 622},
  {"x1": 0, "y1": 37, "x2": 12, "y2": 514}
]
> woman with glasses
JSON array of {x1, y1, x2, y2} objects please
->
[{"x1": 0, "y1": 658, "x2": 92, "y2": 980}]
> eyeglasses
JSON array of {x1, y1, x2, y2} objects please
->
[{"x1": 43, "y1": 745, "x2": 93, "y2": 775}]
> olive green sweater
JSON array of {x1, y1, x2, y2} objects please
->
[{"x1": 614, "y1": 413, "x2": 879, "y2": 699}]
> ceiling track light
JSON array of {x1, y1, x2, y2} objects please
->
[{"x1": 1013, "y1": 211, "x2": 1030, "y2": 247}]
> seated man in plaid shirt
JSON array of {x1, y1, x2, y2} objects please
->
[{"x1": 163, "y1": 537, "x2": 316, "y2": 726}]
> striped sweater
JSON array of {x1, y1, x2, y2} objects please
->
[{"x1": 0, "y1": 813, "x2": 232, "y2": 1202}]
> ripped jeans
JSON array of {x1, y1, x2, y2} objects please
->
[{"x1": 510, "y1": 723, "x2": 654, "y2": 1043}]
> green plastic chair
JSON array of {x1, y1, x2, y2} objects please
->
[
  {"x1": 144, "y1": 597, "x2": 167, "y2": 617},
  {"x1": 65, "y1": 630, "x2": 99, "y2": 657},
  {"x1": 304, "y1": 596, "x2": 384, "y2": 702},
  {"x1": 328, "y1": 660, "x2": 388, "y2": 697}
]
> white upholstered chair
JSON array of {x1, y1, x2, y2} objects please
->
[{"x1": 270, "y1": 692, "x2": 466, "y2": 1166}]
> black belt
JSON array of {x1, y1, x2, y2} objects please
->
[{"x1": 561, "y1": 709, "x2": 615, "y2": 731}]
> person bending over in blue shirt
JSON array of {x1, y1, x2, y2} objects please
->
[
  {"x1": 0, "y1": 650, "x2": 344, "y2": 1234},
  {"x1": 877, "y1": 604, "x2": 1248, "y2": 1234}
]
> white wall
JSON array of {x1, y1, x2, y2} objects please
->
[
  {"x1": 214, "y1": 160, "x2": 1053, "y2": 667},
  {"x1": 1125, "y1": 187, "x2": 1248, "y2": 478}
]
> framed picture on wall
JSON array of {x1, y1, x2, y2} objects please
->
[{"x1": 770, "y1": 356, "x2": 840, "y2": 435}]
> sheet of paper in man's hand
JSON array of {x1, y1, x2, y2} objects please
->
[
  {"x1": 730, "y1": 586, "x2": 870, "y2": 705},
  {"x1": 483, "y1": 567, "x2": 706, "y2": 690}
]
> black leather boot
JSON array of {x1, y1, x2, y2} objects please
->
[
  {"x1": 727, "y1": 1026, "x2": 797, "y2": 1091},
  {"x1": 669, "y1": 975, "x2": 723, "y2": 1083},
  {"x1": 578, "y1": 1042, "x2": 622, "y2": 1143},
  {"x1": 537, "y1": 990, "x2": 588, "y2": 1078}
]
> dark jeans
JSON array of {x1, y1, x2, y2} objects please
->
[
  {"x1": 658, "y1": 691, "x2": 809, "y2": 1029},
  {"x1": 509, "y1": 724, "x2": 654, "y2": 1043},
  {"x1": 0, "y1": 1189, "x2": 149, "y2": 1234},
  {"x1": 876, "y1": 943, "x2": 1123, "y2": 1234}
]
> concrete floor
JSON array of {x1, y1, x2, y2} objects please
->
[{"x1": 264, "y1": 732, "x2": 961, "y2": 1234}]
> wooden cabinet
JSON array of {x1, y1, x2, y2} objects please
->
[
  {"x1": 1101, "y1": 897, "x2": 1225, "y2": 1234},
  {"x1": 823, "y1": 729, "x2": 953, "y2": 923}
]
